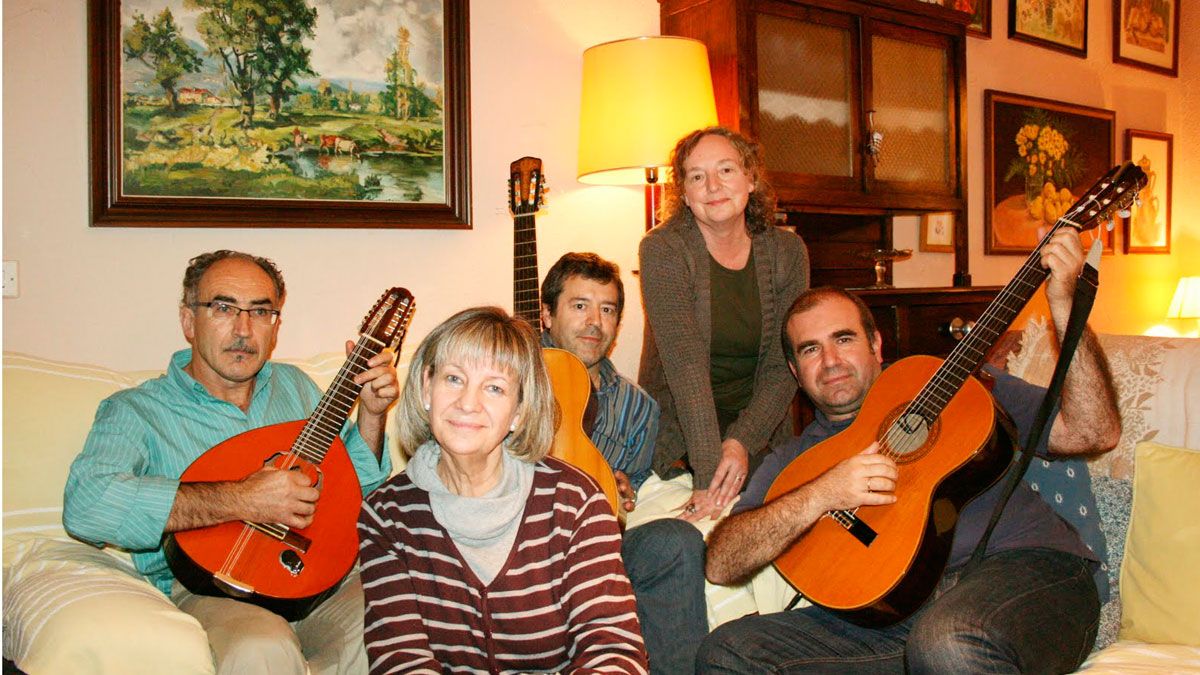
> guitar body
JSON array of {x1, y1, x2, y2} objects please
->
[
  {"x1": 543, "y1": 347, "x2": 621, "y2": 517},
  {"x1": 766, "y1": 356, "x2": 1015, "y2": 626},
  {"x1": 164, "y1": 420, "x2": 362, "y2": 621}
]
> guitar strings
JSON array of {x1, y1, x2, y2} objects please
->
[
  {"x1": 827, "y1": 171, "x2": 1125, "y2": 531},
  {"x1": 874, "y1": 182, "x2": 1108, "y2": 464},
  {"x1": 217, "y1": 336, "x2": 384, "y2": 579}
]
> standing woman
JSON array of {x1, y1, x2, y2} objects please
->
[
  {"x1": 358, "y1": 307, "x2": 647, "y2": 673},
  {"x1": 639, "y1": 127, "x2": 809, "y2": 522}
]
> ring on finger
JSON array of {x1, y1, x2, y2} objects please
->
[{"x1": 685, "y1": 503, "x2": 697, "y2": 514}]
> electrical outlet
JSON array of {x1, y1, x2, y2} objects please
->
[{"x1": 3, "y1": 261, "x2": 19, "y2": 298}]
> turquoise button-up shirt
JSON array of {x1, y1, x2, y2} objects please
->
[{"x1": 63, "y1": 349, "x2": 392, "y2": 594}]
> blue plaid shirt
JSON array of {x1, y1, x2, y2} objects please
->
[{"x1": 541, "y1": 334, "x2": 658, "y2": 490}]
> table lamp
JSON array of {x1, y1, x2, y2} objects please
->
[
  {"x1": 1167, "y1": 276, "x2": 1200, "y2": 335},
  {"x1": 577, "y1": 36, "x2": 719, "y2": 230}
]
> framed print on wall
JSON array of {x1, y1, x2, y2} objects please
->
[
  {"x1": 964, "y1": 0, "x2": 992, "y2": 38},
  {"x1": 1009, "y1": 0, "x2": 1088, "y2": 57},
  {"x1": 920, "y1": 212, "x2": 955, "y2": 252},
  {"x1": 89, "y1": 0, "x2": 472, "y2": 229},
  {"x1": 1113, "y1": 0, "x2": 1180, "y2": 77},
  {"x1": 1124, "y1": 130, "x2": 1172, "y2": 253},
  {"x1": 984, "y1": 90, "x2": 1115, "y2": 255}
]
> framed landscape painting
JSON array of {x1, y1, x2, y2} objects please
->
[
  {"x1": 984, "y1": 90, "x2": 1115, "y2": 255},
  {"x1": 1113, "y1": 0, "x2": 1180, "y2": 76},
  {"x1": 1009, "y1": 0, "x2": 1087, "y2": 57},
  {"x1": 1124, "y1": 130, "x2": 1172, "y2": 253},
  {"x1": 89, "y1": 0, "x2": 471, "y2": 228}
]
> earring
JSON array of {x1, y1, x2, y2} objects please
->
[
  {"x1": 509, "y1": 421, "x2": 517, "y2": 432},
  {"x1": 423, "y1": 402, "x2": 431, "y2": 411}
]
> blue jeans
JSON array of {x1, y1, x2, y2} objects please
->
[
  {"x1": 697, "y1": 548, "x2": 1099, "y2": 674},
  {"x1": 623, "y1": 518, "x2": 709, "y2": 675}
]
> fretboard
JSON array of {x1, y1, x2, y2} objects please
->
[
  {"x1": 907, "y1": 226, "x2": 1063, "y2": 423},
  {"x1": 290, "y1": 336, "x2": 383, "y2": 463},
  {"x1": 513, "y1": 211, "x2": 541, "y2": 332}
]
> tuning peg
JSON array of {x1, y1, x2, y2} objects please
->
[{"x1": 1116, "y1": 208, "x2": 1131, "y2": 219}]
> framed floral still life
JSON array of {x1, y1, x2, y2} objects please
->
[
  {"x1": 920, "y1": 212, "x2": 955, "y2": 253},
  {"x1": 89, "y1": 0, "x2": 471, "y2": 229},
  {"x1": 984, "y1": 90, "x2": 1115, "y2": 255},
  {"x1": 1124, "y1": 130, "x2": 1171, "y2": 253},
  {"x1": 1009, "y1": 0, "x2": 1087, "y2": 57},
  {"x1": 1114, "y1": 0, "x2": 1180, "y2": 77}
]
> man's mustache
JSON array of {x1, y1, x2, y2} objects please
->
[{"x1": 224, "y1": 338, "x2": 257, "y2": 354}]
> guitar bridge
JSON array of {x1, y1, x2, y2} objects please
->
[{"x1": 828, "y1": 509, "x2": 877, "y2": 547}]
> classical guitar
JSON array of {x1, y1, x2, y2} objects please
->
[
  {"x1": 509, "y1": 156, "x2": 621, "y2": 517},
  {"x1": 765, "y1": 162, "x2": 1146, "y2": 627},
  {"x1": 164, "y1": 288, "x2": 416, "y2": 621}
]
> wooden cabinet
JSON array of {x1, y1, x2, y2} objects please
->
[
  {"x1": 853, "y1": 286, "x2": 1003, "y2": 363},
  {"x1": 662, "y1": 0, "x2": 973, "y2": 284}
]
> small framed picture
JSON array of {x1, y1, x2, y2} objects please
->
[
  {"x1": 920, "y1": 212, "x2": 955, "y2": 253},
  {"x1": 1113, "y1": 0, "x2": 1180, "y2": 77},
  {"x1": 1009, "y1": 0, "x2": 1088, "y2": 57},
  {"x1": 1124, "y1": 129, "x2": 1172, "y2": 254}
]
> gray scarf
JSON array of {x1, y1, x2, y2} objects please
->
[{"x1": 405, "y1": 440, "x2": 535, "y2": 585}]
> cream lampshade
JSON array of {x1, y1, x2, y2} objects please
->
[
  {"x1": 577, "y1": 36, "x2": 718, "y2": 229},
  {"x1": 1167, "y1": 276, "x2": 1200, "y2": 320}
]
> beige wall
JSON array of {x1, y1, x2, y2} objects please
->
[
  {"x1": 963, "y1": 1, "x2": 1199, "y2": 334},
  {"x1": 2, "y1": 0, "x2": 658, "y2": 373},
  {"x1": 3, "y1": 0, "x2": 1197, "y2": 375}
]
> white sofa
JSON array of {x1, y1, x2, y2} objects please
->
[
  {"x1": 0, "y1": 350, "x2": 773, "y2": 674},
  {"x1": 4, "y1": 326, "x2": 1198, "y2": 672},
  {"x1": 1000, "y1": 320, "x2": 1200, "y2": 672}
]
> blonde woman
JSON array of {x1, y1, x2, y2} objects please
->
[{"x1": 358, "y1": 306, "x2": 647, "y2": 673}]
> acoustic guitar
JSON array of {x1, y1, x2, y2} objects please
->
[
  {"x1": 509, "y1": 156, "x2": 621, "y2": 517},
  {"x1": 765, "y1": 162, "x2": 1146, "y2": 627},
  {"x1": 164, "y1": 288, "x2": 416, "y2": 621}
]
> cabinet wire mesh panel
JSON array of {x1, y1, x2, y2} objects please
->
[{"x1": 871, "y1": 36, "x2": 950, "y2": 187}]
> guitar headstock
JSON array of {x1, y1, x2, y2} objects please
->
[
  {"x1": 509, "y1": 156, "x2": 545, "y2": 216},
  {"x1": 1058, "y1": 161, "x2": 1148, "y2": 235},
  {"x1": 359, "y1": 288, "x2": 416, "y2": 352}
]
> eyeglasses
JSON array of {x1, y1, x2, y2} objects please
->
[{"x1": 190, "y1": 301, "x2": 281, "y2": 325}]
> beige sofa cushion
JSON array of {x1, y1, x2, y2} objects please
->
[{"x1": 1118, "y1": 441, "x2": 1200, "y2": 646}]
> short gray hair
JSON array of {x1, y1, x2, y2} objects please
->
[{"x1": 181, "y1": 250, "x2": 285, "y2": 305}]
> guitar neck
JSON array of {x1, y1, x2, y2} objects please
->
[
  {"x1": 913, "y1": 225, "x2": 1066, "y2": 421},
  {"x1": 291, "y1": 336, "x2": 382, "y2": 463},
  {"x1": 513, "y1": 211, "x2": 542, "y2": 333}
]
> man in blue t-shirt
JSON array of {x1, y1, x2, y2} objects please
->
[{"x1": 698, "y1": 228, "x2": 1120, "y2": 673}]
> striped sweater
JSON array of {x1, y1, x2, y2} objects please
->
[{"x1": 358, "y1": 457, "x2": 648, "y2": 674}]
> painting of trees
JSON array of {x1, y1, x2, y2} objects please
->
[
  {"x1": 123, "y1": 8, "x2": 202, "y2": 111},
  {"x1": 185, "y1": 0, "x2": 316, "y2": 127}
]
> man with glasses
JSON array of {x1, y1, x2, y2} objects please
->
[{"x1": 64, "y1": 250, "x2": 398, "y2": 674}]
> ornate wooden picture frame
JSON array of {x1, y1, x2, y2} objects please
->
[
  {"x1": 89, "y1": 0, "x2": 471, "y2": 229},
  {"x1": 984, "y1": 90, "x2": 1114, "y2": 255}
]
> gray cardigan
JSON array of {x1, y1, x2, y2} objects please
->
[{"x1": 637, "y1": 219, "x2": 810, "y2": 488}]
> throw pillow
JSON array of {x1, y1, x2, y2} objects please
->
[{"x1": 1118, "y1": 441, "x2": 1200, "y2": 646}]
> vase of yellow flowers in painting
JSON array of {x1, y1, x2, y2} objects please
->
[{"x1": 1005, "y1": 110, "x2": 1082, "y2": 227}]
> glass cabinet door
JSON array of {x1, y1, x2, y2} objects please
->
[
  {"x1": 869, "y1": 24, "x2": 955, "y2": 194},
  {"x1": 754, "y1": 8, "x2": 860, "y2": 189}
]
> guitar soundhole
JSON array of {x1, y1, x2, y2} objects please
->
[
  {"x1": 878, "y1": 406, "x2": 938, "y2": 464},
  {"x1": 280, "y1": 549, "x2": 304, "y2": 577}
]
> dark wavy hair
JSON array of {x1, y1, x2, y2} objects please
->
[
  {"x1": 658, "y1": 126, "x2": 777, "y2": 235},
  {"x1": 540, "y1": 252, "x2": 625, "y2": 322},
  {"x1": 780, "y1": 287, "x2": 878, "y2": 369}
]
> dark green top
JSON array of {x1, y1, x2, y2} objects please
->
[{"x1": 709, "y1": 249, "x2": 762, "y2": 434}]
